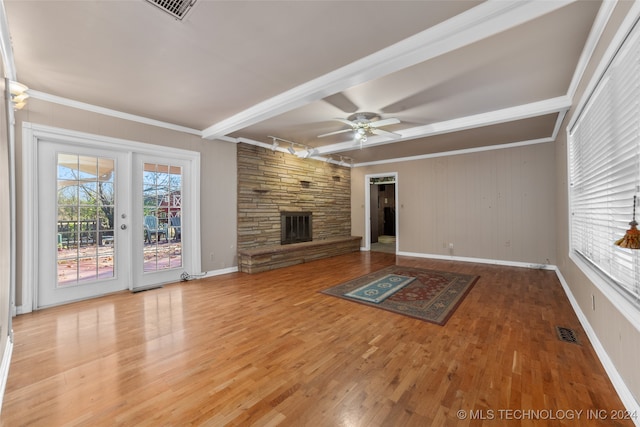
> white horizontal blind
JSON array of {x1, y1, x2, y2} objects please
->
[{"x1": 569, "y1": 21, "x2": 640, "y2": 304}]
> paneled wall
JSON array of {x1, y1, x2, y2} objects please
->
[
  {"x1": 237, "y1": 143, "x2": 351, "y2": 250},
  {"x1": 352, "y1": 142, "x2": 556, "y2": 265}
]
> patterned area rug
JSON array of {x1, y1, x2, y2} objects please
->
[
  {"x1": 344, "y1": 274, "x2": 415, "y2": 303},
  {"x1": 321, "y1": 265, "x2": 479, "y2": 325}
]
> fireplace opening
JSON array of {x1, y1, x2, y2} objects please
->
[{"x1": 281, "y1": 211, "x2": 312, "y2": 245}]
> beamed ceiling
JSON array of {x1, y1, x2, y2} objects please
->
[{"x1": 4, "y1": 0, "x2": 607, "y2": 165}]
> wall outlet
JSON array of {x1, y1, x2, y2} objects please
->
[
  {"x1": 210, "y1": 252, "x2": 215, "y2": 261},
  {"x1": 449, "y1": 243, "x2": 454, "y2": 249}
]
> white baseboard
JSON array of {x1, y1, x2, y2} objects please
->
[
  {"x1": 0, "y1": 337, "x2": 13, "y2": 414},
  {"x1": 203, "y1": 266, "x2": 238, "y2": 278},
  {"x1": 554, "y1": 267, "x2": 640, "y2": 426},
  {"x1": 396, "y1": 250, "x2": 556, "y2": 270}
]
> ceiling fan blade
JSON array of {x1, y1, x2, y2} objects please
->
[
  {"x1": 371, "y1": 128, "x2": 402, "y2": 139},
  {"x1": 323, "y1": 93, "x2": 359, "y2": 113},
  {"x1": 318, "y1": 128, "x2": 353, "y2": 138},
  {"x1": 330, "y1": 118, "x2": 356, "y2": 127},
  {"x1": 369, "y1": 118, "x2": 400, "y2": 128}
]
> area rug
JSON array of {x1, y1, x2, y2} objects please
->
[
  {"x1": 344, "y1": 274, "x2": 415, "y2": 303},
  {"x1": 321, "y1": 265, "x2": 479, "y2": 325}
]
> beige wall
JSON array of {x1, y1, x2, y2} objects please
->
[
  {"x1": 14, "y1": 98, "x2": 238, "y2": 307},
  {"x1": 554, "y1": 2, "x2": 640, "y2": 405},
  {"x1": 352, "y1": 142, "x2": 556, "y2": 266}
]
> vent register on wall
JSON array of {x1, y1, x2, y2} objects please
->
[{"x1": 145, "y1": 0, "x2": 196, "y2": 20}]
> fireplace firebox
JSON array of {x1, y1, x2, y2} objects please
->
[{"x1": 281, "y1": 211, "x2": 312, "y2": 244}]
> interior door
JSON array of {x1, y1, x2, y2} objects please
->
[
  {"x1": 37, "y1": 141, "x2": 131, "y2": 307},
  {"x1": 370, "y1": 183, "x2": 379, "y2": 244}
]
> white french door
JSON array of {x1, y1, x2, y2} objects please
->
[
  {"x1": 38, "y1": 141, "x2": 131, "y2": 307},
  {"x1": 26, "y1": 124, "x2": 201, "y2": 310},
  {"x1": 132, "y1": 154, "x2": 191, "y2": 290}
]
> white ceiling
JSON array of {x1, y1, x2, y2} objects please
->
[{"x1": 4, "y1": 0, "x2": 604, "y2": 165}]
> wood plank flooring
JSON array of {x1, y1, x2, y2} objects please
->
[{"x1": 1, "y1": 252, "x2": 634, "y2": 426}]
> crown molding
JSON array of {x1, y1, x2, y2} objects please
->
[
  {"x1": 28, "y1": 90, "x2": 203, "y2": 136},
  {"x1": 566, "y1": 0, "x2": 619, "y2": 101},
  {"x1": 353, "y1": 137, "x2": 554, "y2": 168},
  {"x1": 201, "y1": 0, "x2": 576, "y2": 140},
  {"x1": 568, "y1": 0, "x2": 640, "y2": 133}
]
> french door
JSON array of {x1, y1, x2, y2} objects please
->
[
  {"x1": 38, "y1": 141, "x2": 131, "y2": 307},
  {"x1": 30, "y1": 128, "x2": 199, "y2": 309},
  {"x1": 131, "y1": 154, "x2": 190, "y2": 290}
]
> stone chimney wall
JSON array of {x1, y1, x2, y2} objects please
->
[{"x1": 237, "y1": 143, "x2": 351, "y2": 251}]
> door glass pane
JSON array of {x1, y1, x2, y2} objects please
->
[
  {"x1": 143, "y1": 163, "x2": 182, "y2": 272},
  {"x1": 57, "y1": 154, "x2": 115, "y2": 286}
]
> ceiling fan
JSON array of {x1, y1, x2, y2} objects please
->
[{"x1": 317, "y1": 112, "x2": 402, "y2": 145}]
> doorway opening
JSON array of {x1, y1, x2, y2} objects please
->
[{"x1": 365, "y1": 173, "x2": 398, "y2": 254}]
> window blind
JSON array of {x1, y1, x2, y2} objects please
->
[{"x1": 569, "y1": 20, "x2": 640, "y2": 304}]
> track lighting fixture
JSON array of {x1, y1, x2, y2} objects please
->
[{"x1": 263, "y1": 135, "x2": 352, "y2": 166}]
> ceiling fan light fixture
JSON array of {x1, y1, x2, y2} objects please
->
[{"x1": 354, "y1": 127, "x2": 368, "y2": 143}]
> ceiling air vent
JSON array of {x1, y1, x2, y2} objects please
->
[{"x1": 145, "y1": 0, "x2": 196, "y2": 20}]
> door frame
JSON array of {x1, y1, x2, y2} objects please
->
[
  {"x1": 364, "y1": 172, "x2": 398, "y2": 252},
  {"x1": 21, "y1": 122, "x2": 201, "y2": 312}
]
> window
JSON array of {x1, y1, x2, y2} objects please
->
[
  {"x1": 568, "y1": 18, "x2": 640, "y2": 307},
  {"x1": 142, "y1": 162, "x2": 183, "y2": 272}
]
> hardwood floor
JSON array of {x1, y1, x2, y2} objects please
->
[{"x1": 1, "y1": 252, "x2": 633, "y2": 426}]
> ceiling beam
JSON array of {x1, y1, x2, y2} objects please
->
[
  {"x1": 202, "y1": 0, "x2": 576, "y2": 140},
  {"x1": 315, "y1": 96, "x2": 572, "y2": 155}
]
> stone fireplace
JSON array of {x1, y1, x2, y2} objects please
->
[
  {"x1": 237, "y1": 143, "x2": 352, "y2": 253},
  {"x1": 281, "y1": 211, "x2": 312, "y2": 244}
]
